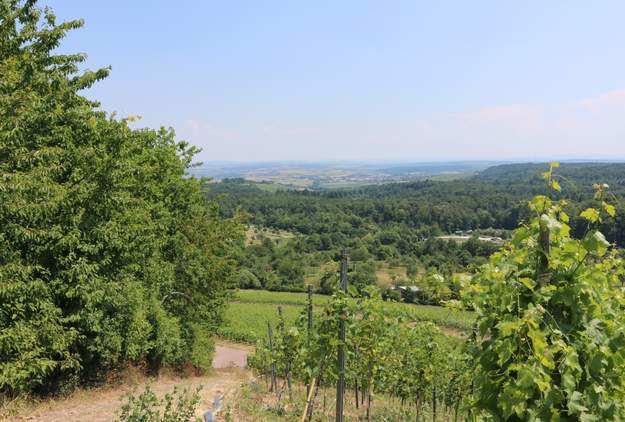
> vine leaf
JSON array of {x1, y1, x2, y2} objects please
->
[
  {"x1": 582, "y1": 231, "x2": 609, "y2": 256},
  {"x1": 580, "y1": 208, "x2": 600, "y2": 223}
]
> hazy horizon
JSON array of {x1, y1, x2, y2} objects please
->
[
  {"x1": 50, "y1": 1, "x2": 625, "y2": 162},
  {"x1": 197, "y1": 157, "x2": 625, "y2": 165}
]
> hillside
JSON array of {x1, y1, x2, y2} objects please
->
[
  {"x1": 5, "y1": 1, "x2": 625, "y2": 420},
  {"x1": 208, "y1": 162, "x2": 625, "y2": 295}
]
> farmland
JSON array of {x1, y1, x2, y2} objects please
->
[
  {"x1": 217, "y1": 289, "x2": 475, "y2": 343},
  {"x1": 190, "y1": 161, "x2": 492, "y2": 189}
]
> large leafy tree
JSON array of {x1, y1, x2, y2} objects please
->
[
  {"x1": 465, "y1": 166, "x2": 625, "y2": 420},
  {"x1": 0, "y1": 0, "x2": 241, "y2": 395}
]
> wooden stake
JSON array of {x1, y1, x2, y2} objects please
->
[
  {"x1": 300, "y1": 376, "x2": 317, "y2": 422},
  {"x1": 336, "y1": 249, "x2": 348, "y2": 422},
  {"x1": 267, "y1": 321, "x2": 277, "y2": 393}
]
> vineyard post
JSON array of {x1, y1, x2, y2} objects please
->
[
  {"x1": 277, "y1": 306, "x2": 284, "y2": 331},
  {"x1": 307, "y1": 285, "x2": 313, "y2": 342},
  {"x1": 307, "y1": 285, "x2": 313, "y2": 395},
  {"x1": 277, "y1": 305, "x2": 293, "y2": 399},
  {"x1": 267, "y1": 321, "x2": 277, "y2": 393},
  {"x1": 538, "y1": 218, "x2": 550, "y2": 282},
  {"x1": 354, "y1": 346, "x2": 359, "y2": 410},
  {"x1": 336, "y1": 249, "x2": 348, "y2": 422},
  {"x1": 432, "y1": 386, "x2": 437, "y2": 422}
]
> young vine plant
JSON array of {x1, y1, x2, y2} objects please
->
[
  {"x1": 463, "y1": 163, "x2": 625, "y2": 420},
  {"x1": 248, "y1": 286, "x2": 470, "y2": 421}
]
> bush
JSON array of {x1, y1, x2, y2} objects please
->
[
  {"x1": 381, "y1": 288, "x2": 401, "y2": 302},
  {"x1": 238, "y1": 269, "x2": 261, "y2": 289},
  {"x1": 116, "y1": 386, "x2": 203, "y2": 422},
  {"x1": 0, "y1": 1, "x2": 240, "y2": 395}
]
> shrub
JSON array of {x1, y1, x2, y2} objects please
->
[{"x1": 116, "y1": 386, "x2": 203, "y2": 422}]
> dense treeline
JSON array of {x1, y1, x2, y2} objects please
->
[
  {"x1": 236, "y1": 230, "x2": 497, "y2": 297},
  {"x1": 0, "y1": 1, "x2": 241, "y2": 396},
  {"x1": 212, "y1": 163, "x2": 625, "y2": 240},
  {"x1": 210, "y1": 163, "x2": 625, "y2": 294}
]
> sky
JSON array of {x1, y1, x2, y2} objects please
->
[{"x1": 48, "y1": 1, "x2": 625, "y2": 162}]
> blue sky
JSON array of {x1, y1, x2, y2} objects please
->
[{"x1": 50, "y1": 1, "x2": 625, "y2": 162}]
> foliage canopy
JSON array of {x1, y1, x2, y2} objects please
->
[
  {"x1": 0, "y1": 0, "x2": 241, "y2": 395},
  {"x1": 465, "y1": 179, "x2": 625, "y2": 419}
]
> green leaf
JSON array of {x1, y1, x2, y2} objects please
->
[
  {"x1": 498, "y1": 319, "x2": 523, "y2": 337},
  {"x1": 582, "y1": 231, "x2": 610, "y2": 256},
  {"x1": 602, "y1": 202, "x2": 616, "y2": 218},
  {"x1": 580, "y1": 208, "x2": 600, "y2": 223},
  {"x1": 568, "y1": 391, "x2": 588, "y2": 415},
  {"x1": 519, "y1": 277, "x2": 536, "y2": 291}
]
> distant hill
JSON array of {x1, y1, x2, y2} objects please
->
[
  {"x1": 189, "y1": 160, "x2": 501, "y2": 188},
  {"x1": 474, "y1": 162, "x2": 625, "y2": 196}
]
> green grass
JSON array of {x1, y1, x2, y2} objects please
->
[
  {"x1": 235, "y1": 289, "x2": 330, "y2": 306},
  {"x1": 218, "y1": 290, "x2": 475, "y2": 343},
  {"x1": 217, "y1": 302, "x2": 304, "y2": 343}
]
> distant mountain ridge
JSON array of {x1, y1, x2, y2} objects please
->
[{"x1": 474, "y1": 162, "x2": 625, "y2": 193}]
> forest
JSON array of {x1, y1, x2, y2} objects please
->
[{"x1": 210, "y1": 163, "x2": 625, "y2": 301}]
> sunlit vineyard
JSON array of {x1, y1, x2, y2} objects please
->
[
  {"x1": 3, "y1": 1, "x2": 624, "y2": 420},
  {"x1": 235, "y1": 289, "x2": 331, "y2": 306},
  {"x1": 218, "y1": 303, "x2": 304, "y2": 342},
  {"x1": 247, "y1": 288, "x2": 469, "y2": 421},
  {"x1": 218, "y1": 289, "x2": 475, "y2": 342}
]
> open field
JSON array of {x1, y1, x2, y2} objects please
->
[
  {"x1": 302, "y1": 261, "x2": 415, "y2": 289},
  {"x1": 217, "y1": 302, "x2": 304, "y2": 343},
  {"x1": 374, "y1": 263, "x2": 409, "y2": 286},
  {"x1": 218, "y1": 290, "x2": 475, "y2": 343},
  {"x1": 245, "y1": 225, "x2": 296, "y2": 245},
  {"x1": 191, "y1": 161, "x2": 497, "y2": 189}
]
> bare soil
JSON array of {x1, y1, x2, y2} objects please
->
[{"x1": 212, "y1": 342, "x2": 253, "y2": 369}]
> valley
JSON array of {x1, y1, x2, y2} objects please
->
[{"x1": 5, "y1": 2, "x2": 625, "y2": 420}]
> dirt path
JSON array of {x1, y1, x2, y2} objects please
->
[
  {"x1": 213, "y1": 342, "x2": 252, "y2": 369},
  {"x1": 4, "y1": 341, "x2": 252, "y2": 422}
]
